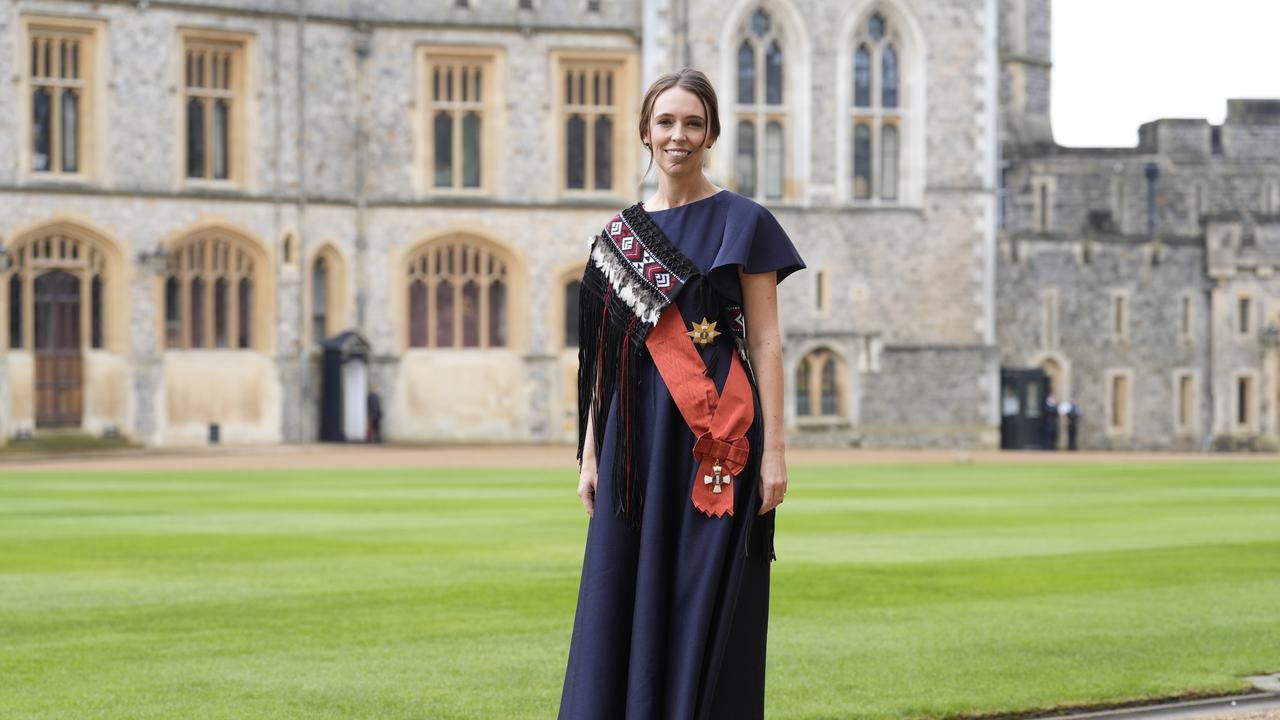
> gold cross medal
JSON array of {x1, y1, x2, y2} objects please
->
[
  {"x1": 687, "y1": 317, "x2": 721, "y2": 347},
  {"x1": 704, "y1": 462, "x2": 731, "y2": 494}
]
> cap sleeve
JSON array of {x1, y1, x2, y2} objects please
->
[{"x1": 708, "y1": 201, "x2": 805, "y2": 300}]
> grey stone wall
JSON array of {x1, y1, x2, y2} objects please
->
[
  {"x1": 859, "y1": 344, "x2": 999, "y2": 448},
  {"x1": 998, "y1": 237, "x2": 1209, "y2": 450}
]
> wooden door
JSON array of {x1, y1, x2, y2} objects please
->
[{"x1": 34, "y1": 270, "x2": 82, "y2": 428}]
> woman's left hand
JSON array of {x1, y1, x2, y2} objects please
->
[{"x1": 757, "y1": 450, "x2": 788, "y2": 515}]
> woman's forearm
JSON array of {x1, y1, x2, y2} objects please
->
[{"x1": 749, "y1": 335, "x2": 786, "y2": 454}]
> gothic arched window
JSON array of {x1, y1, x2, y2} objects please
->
[
  {"x1": 405, "y1": 238, "x2": 510, "y2": 349},
  {"x1": 564, "y1": 279, "x2": 581, "y2": 348},
  {"x1": 311, "y1": 256, "x2": 328, "y2": 343},
  {"x1": 796, "y1": 348, "x2": 845, "y2": 417},
  {"x1": 3, "y1": 230, "x2": 109, "y2": 352},
  {"x1": 850, "y1": 11, "x2": 904, "y2": 202},
  {"x1": 733, "y1": 7, "x2": 788, "y2": 201},
  {"x1": 163, "y1": 233, "x2": 260, "y2": 350}
]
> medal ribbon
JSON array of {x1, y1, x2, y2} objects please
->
[{"x1": 645, "y1": 305, "x2": 754, "y2": 518}]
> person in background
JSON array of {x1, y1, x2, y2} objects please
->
[
  {"x1": 1043, "y1": 394, "x2": 1059, "y2": 450},
  {"x1": 1064, "y1": 397, "x2": 1081, "y2": 451},
  {"x1": 366, "y1": 385, "x2": 383, "y2": 444}
]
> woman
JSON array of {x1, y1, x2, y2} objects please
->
[{"x1": 560, "y1": 68, "x2": 804, "y2": 720}]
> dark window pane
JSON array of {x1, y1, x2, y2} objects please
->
[
  {"x1": 187, "y1": 97, "x2": 205, "y2": 178},
  {"x1": 881, "y1": 124, "x2": 899, "y2": 201},
  {"x1": 854, "y1": 46, "x2": 871, "y2": 107},
  {"x1": 869, "y1": 12, "x2": 885, "y2": 41},
  {"x1": 735, "y1": 120, "x2": 756, "y2": 198},
  {"x1": 1238, "y1": 380, "x2": 1248, "y2": 424},
  {"x1": 593, "y1": 115, "x2": 613, "y2": 190},
  {"x1": 765, "y1": 121, "x2": 784, "y2": 200},
  {"x1": 433, "y1": 111, "x2": 453, "y2": 187},
  {"x1": 882, "y1": 45, "x2": 898, "y2": 108},
  {"x1": 765, "y1": 41, "x2": 784, "y2": 105},
  {"x1": 408, "y1": 279, "x2": 427, "y2": 347},
  {"x1": 462, "y1": 111, "x2": 481, "y2": 188},
  {"x1": 488, "y1": 280, "x2": 507, "y2": 347},
  {"x1": 751, "y1": 8, "x2": 771, "y2": 37},
  {"x1": 213, "y1": 278, "x2": 228, "y2": 348},
  {"x1": 796, "y1": 359, "x2": 811, "y2": 416},
  {"x1": 461, "y1": 280, "x2": 480, "y2": 347},
  {"x1": 853, "y1": 122, "x2": 871, "y2": 199},
  {"x1": 820, "y1": 358, "x2": 838, "y2": 415},
  {"x1": 237, "y1": 279, "x2": 252, "y2": 349},
  {"x1": 566, "y1": 115, "x2": 586, "y2": 189},
  {"x1": 435, "y1": 280, "x2": 454, "y2": 347},
  {"x1": 165, "y1": 276, "x2": 181, "y2": 348},
  {"x1": 91, "y1": 275, "x2": 103, "y2": 348},
  {"x1": 737, "y1": 41, "x2": 755, "y2": 104},
  {"x1": 32, "y1": 87, "x2": 51, "y2": 171},
  {"x1": 312, "y1": 258, "x2": 328, "y2": 342},
  {"x1": 61, "y1": 89, "x2": 78, "y2": 172},
  {"x1": 213, "y1": 99, "x2": 229, "y2": 179},
  {"x1": 8, "y1": 275, "x2": 21, "y2": 349},
  {"x1": 475, "y1": 68, "x2": 483, "y2": 102},
  {"x1": 564, "y1": 280, "x2": 581, "y2": 347},
  {"x1": 189, "y1": 277, "x2": 205, "y2": 348}
]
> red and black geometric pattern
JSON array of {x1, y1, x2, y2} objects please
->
[{"x1": 605, "y1": 214, "x2": 684, "y2": 299}]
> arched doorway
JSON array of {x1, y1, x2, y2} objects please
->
[{"x1": 34, "y1": 270, "x2": 83, "y2": 427}]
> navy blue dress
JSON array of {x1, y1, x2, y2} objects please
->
[{"x1": 560, "y1": 191, "x2": 804, "y2": 720}]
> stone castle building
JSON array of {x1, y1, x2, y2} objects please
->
[{"x1": 0, "y1": 0, "x2": 1274, "y2": 451}]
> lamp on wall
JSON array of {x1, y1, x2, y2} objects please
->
[
  {"x1": 1261, "y1": 323, "x2": 1280, "y2": 348},
  {"x1": 136, "y1": 246, "x2": 169, "y2": 274}
]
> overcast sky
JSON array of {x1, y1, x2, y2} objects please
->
[{"x1": 1050, "y1": 0, "x2": 1279, "y2": 148}]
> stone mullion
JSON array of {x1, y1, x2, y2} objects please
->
[
  {"x1": 23, "y1": 264, "x2": 35, "y2": 352},
  {"x1": 478, "y1": 269, "x2": 490, "y2": 350},
  {"x1": 78, "y1": 270, "x2": 90, "y2": 352},
  {"x1": 227, "y1": 265, "x2": 240, "y2": 352},
  {"x1": 451, "y1": 257, "x2": 463, "y2": 349},
  {"x1": 808, "y1": 355, "x2": 822, "y2": 417},
  {"x1": 426, "y1": 270, "x2": 437, "y2": 350},
  {"x1": 202, "y1": 96, "x2": 214, "y2": 180},
  {"x1": 450, "y1": 104, "x2": 462, "y2": 189},
  {"x1": 49, "y1": 72, "x2": 63, "y2": 173},
  {"x1": 202, "y1": 269, "x2": 214, "y2": 349},
  {"x1": 179, "y1": 264, "x2": 191, "y2": 350}
]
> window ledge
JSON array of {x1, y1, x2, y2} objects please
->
[
  {"x1": 181, "y1": 179, "x2": 249, "y2": 196},
  {"x1": 796, "y1": 416, "x2": 851, "y2": 430},
  {"x1": 20, "y1": 173, "x2": 98, "y2": 189}
]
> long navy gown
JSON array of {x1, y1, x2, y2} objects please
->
[{"x1": 559, "y1": 191, "x2": 804, "y2": 720}]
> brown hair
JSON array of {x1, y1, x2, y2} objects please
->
[{"x1": 638, "y1": 68, "x2": 721, "y2": 180}]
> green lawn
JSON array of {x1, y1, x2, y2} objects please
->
[{"x1": 1, "y1": 462, "x2": 1277, "y2": 719}]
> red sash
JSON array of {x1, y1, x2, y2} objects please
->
[{"x1": 645, "y1": 305, "x2": 754, "y2": 518}]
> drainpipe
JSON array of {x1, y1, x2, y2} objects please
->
[
  {"x1": 353, "y1": 23, "x2": 371, "y2": 333},
  {"x1": 1144, "y1": 162, "x2": 1159, "y2": 237},
  {"x1": 1201, "y1": 278, "x2": 1215, "y2": 452}
]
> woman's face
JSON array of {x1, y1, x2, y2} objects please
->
[{"x1": 643, "y1": 86, "x2": 714, "y2": 181}]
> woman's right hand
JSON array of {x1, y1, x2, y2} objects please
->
[{"x1": 577, "y1": 464, "x2": 599, "y2": 518}]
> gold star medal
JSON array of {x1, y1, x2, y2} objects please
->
[{"x1": 687, "y1": 317, "x2": 721, "y2": 347}]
